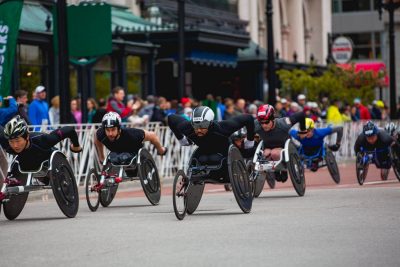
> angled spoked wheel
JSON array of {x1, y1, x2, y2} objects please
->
[
  {"x1": 138, "y1": 149, "x2": 161, "y2": 205},
  {"x1": 391, "y1": 150, "x2": 400, "y2": 182},
  {"x1": 85, "y1": 168, "x2": 100, "y2": 212},
  {"x1": 173, "y1": 170, "x2": 188, "y2": 220},
  {"x1": 380, "y1": 168, "x2": 389, "y2": 181},
  {"x1": 287, "y1": 142, "x2": 306, "y2": 196},
  {"x1": 186, "y1": 182, "x2": 205, "y2": 215},
  {"x1": 99, "y1": 183, "x2": 118, "y2": 207},
  {"x1": 326, "y1": 148, "x2": 340, "y2": 184},
  {"x1": 228, "y1": 145, "x2": 252, "y2": 213},
  {"x1": 356, "y1": 153, "x2": 368, "y2": 186},
  {"x1": 3, "y1": 171, "x2": 29, "y2": 221},
  {"x1": 252, "y1": 171, "x2": 266, "y2": 198},
  {"x1": 50, "y1": 152, "x2": 79, "y2": 218}
]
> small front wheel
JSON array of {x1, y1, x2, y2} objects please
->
[
  {"x1": 356, "y1": 153, "x2": 369, "y2": 186},
  {"x1": 326, "y1": 149, "x2": 340, "y2": 184},
  {"x1": 173, "y1": 170, "x2": 188, "y2": 220},
  {"x1": 85, "y1": 168, "x2": 100, "y2": 212}
]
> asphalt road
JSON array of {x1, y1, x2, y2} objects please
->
[{"x1": 0, "y1": 163, "x2": 399, "y2": 267}]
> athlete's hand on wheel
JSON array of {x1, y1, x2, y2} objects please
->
[
  {"x1": 328, "y1": 144, "x2": 340, "y2": 152},
  {"x1": 157, "y1": 147, "x2": 168, "y2": 156},
  {"x1": 70, "y1": 144, "x2": 83, "y2": 153},
  {"x1": 178, "y1": 136, "x2": 191, "y2": 146}
]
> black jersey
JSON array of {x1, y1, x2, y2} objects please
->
[
  {"x1": 0, "y1": 126, "x2": 80, "y2": 170},
  {"x1": 168, "y1": 114, "x2": 255, "y2": 156},
  {"x1": 354, "y1": 130, "x2": 394, "y2": 153},
  {"x1": 255, "y1": 112, "x2": 306, "y2": 149},
  {"x1": 96, "y1": 127, "x2": 145, "y2": 154}
]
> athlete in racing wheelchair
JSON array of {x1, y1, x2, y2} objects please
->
[
  {"x1": 85, "y1": 112, "x2": 167, "y2": 211},
  {"x1": 168, "y1": 106, "x2": 255, "y2": 220},
  {"x1": 0, "y1": 116, "x2": 82, "y2": 220},
  {"x1": 251, "y1": 104, "x2": 307, "y2": 197},
  {"x1": 354, "y1": 121, "x2": 400, "y2": 185},
  {"x1": 290, "y1": 118, "x2": 343, "y2": 184}
]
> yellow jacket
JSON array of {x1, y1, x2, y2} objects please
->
[{"x1": 327, "y1": 105, "x2": 343, "y2": 125}]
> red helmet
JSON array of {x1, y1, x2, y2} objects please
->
[{"x1": 256, "y1": 104, "x2": 275, "y2": 123}]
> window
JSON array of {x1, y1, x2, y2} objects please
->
[
  {"x1": 332, "y1": 0, "x2": 374, "y2": 13},
  {"x1": 126, "y1": 56, "x2": 144, "y2": 96},
  {"x1": 191, "y1": 0, "x2": 237, "y2": 12},
  {"x1": 343, "y1": 32, "x2": 381, "y2": 60},
  {"x1": 18, "y1": 44, "x2": 48, "y2": 99},
  {"x1": 93, "y1": 56, "x2": 113, "y2": 100}
]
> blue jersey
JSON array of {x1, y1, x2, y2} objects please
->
[{"x1": 290, "y1": 127, "x2": 333, "y2": 148}]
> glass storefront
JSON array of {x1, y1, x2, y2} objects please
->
[
  {"x1": 333, "y1": 0, "x2": 375, "y2": 13},
  {"x1": 126, "y1": 55, "x2": 144, "y2": 96},
  {"x1": 93, "y1": 56, "x2": 113, "y2": 100},
  {"x1": 344, "y1": 32, "x2": 381, "y2": 60}
]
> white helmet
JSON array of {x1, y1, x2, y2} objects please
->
[
  {"x1": 4, "y1": 116, "x2": 28, "y2": 139},
  {"x1": 191, "y1": 106, "x2": 215, "y2": 129},
  {"x1": 102, "y1": 112, "x2": 122, "y2": 129}
]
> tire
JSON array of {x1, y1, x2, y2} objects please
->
[
  {"x1": 85, "y1": 168, "x2": 100, "y2": 212},
  {"x1": 138, "y1": 149, "x2": 161, "y2": 205},
  {"x1": 172, "y1": 170, "x2": 188, "y2": 220},
  {"x1": 380, "y1": 168, "x2": 389, "y2": 181},
  {"x1": 3, "y1": 170, "x2": 29, "y2": 221},
  {"x1": 50, "y1": 152, "x2": 79, "y2": 218},
  {"x1": 356, "y1": 153, "x2": 369, "y2": 186},
  {"x1": 224, "y1": 184, "x2": 232, "y2": 191},
  {"x1": 287, "y1": 143, "x2": 306, "y2": 197},
  {"x1": 99, "y1": 183, "x2": 118, "y2": 207},
  {"x1": 326, "y1": 149, "x2": 341, "y2": 184},
  {"x1": 253, "y1": 172, "x2": 266, "y2": 198},
  {"x1": 186, "y1": 182, "x2": 205, "y2": 215},
  {"x1": 228, "y1": 145, "x2": 252, "y2": 213},
  {"x1": 391, "y1": 150, "x2": 400, "y2": 182},
  {"x1": 265, "y1": 172, "x2": 276, "y2": 189}
]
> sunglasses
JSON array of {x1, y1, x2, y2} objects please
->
[
  {"x1": 192, "y1": 121, "x2": 211, "y2": 130},
  {"x1": 260, "y1": 120, "x2": 273, "y2": 125}
]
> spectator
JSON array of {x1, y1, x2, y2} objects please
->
[
  {"x1": 28, "y1": 85, "x2": 50, "y2": 127},
  {"x1": 287, "y1": 102, "x2": 300, "y2": 116},
  {"x1": 327, "y1": 99, "x2": 343, "y2": 125},
  {"x1": 202, "y1": 94, "x2": 218, "y2": 115},
  {"x1": 48, "y1": 96, "x2": 60, "y2": 125},
  {"x1": 151, "y1": 96, "x2": 168, "y2": 125},
  {"x1": 235, "y1": 98, "x2": 246, "y2": 114},
  {"x1": 274, "y1": 101, "x2": 286, "y2": 118},
  {"x1": 92, "y1": 98, "x2": 107, "y2": 124},
  {"x1": 297, "y1": 94, "x2": 306, "y2": 109},
  {"x1": 71, "y1": 98, "x2": 82, "y2": 124},
  {"x1": 247, "y1": 103, "x2": 258, "y2": 118},
  {"x1": 128, "y1": 97, "x2": 149, "y2": 127},
  {"x1": 138, "y1": 95, "x2": 155, "y2": 119},
  {"x1": 14, "y1": 89, "x2": 30, "y2": 124},
  {"x1": 371, "y1": 100, "x2": 383, "y2": 120},
  {"x1": 353, "y1": 98, "x2": 371, "y2": 120},
  {"x1": 87, "y1": 98, "x2": 98, "y2": 123},
  {"x1": 224, "y1": 102, "x2": 237, "y2": 120},
  {"x1": 0, "y1": 96, "x2": 18, "y2": 126},
  {"x1": 106, "y1": 86, "x2": 133, "y2": 122},
  {"x1": 182, "y1": 107, "x2": 193, "y2": 120}
]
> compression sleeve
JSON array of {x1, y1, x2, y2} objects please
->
[
  {"x1": 45, "y1": 126, "x2": 80, "y2": 148},
  {"x1": 219, "y1": 114, "x2": 255, "y2": 140},
  {"x1": 331, "y1": 126, "x2": 344, "y2": 144},
  {"x1": 167, "y1": 114, "x2": 191, "y2": 140},
  {"x1": 289, "y1": 112, "x2": 306, "y2": 131}
]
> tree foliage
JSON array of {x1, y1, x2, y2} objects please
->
[{"x1": 277, "y1": 64, "x2": 385, "y2": 104}]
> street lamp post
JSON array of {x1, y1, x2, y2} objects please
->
[
  {"x1": 178, "y1": 0, "x2": 185, "y2": 100},
  {"x1": 266, "y1": 0, "x2": 276, "y2": 106},
  {"x1": 377, "y1": 0, "x2": 400, "y2": 119}
]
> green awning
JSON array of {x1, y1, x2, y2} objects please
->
[
  {"x1": 20, "y1": 2, "x2": 52, "y2": 33},
  {"x1": 111, "y1": 6, "x2": 154, "y2": 32}
]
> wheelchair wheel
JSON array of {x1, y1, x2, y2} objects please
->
[
  {"x1": 380, "y1": 168, "x2": 389, "y2": 181},
  {"x1": 228, "y1": 145, "x2": 252, "y2": 213},
  {"x1": 186, "y1": 182, "x2": 205, "y2": 215},
  {"x1": 356, "y1": 153, "x2": 369, "y2": 186},
  {"x1": 252, "y1": 172, "x2": 266, "y2": 198},
  {"x1": 50, "y1": 152, "x2": 79, "y2": 218},
  {"x1": 326, "y1": 149, "x2": 340, "y2": 184},
  {"x1": 3, "y1": 172, "x2": 29, "y2": 220},
  {"x1": 173, "y1": 170, "x2": 188, "y2": 220},
  {"x1": 287, "y1": 143, "x2": 306, "y2": 197},
  {"x1": 391, "y1": 150, "x2": 400, "y2": 182},
  {"x1": 265, "y1": 172, "x2": 276, "y2": 189},
  {"x1": 138, "y1": 149, "x2": 161, "y2": 205},
  {"x1": 99, "y1": 183, "x2": 118, "y2": 207},
  {"x1": 85, "y1": 168, "x2": 100, "y2": 212}
]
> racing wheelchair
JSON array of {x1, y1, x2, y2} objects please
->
[
  {"x1": 297, "y1": 144, "x2": 340, "y2": 184},
  {"x1": 356, "y1": 147, "x2": 400, "y2": 185},
  {"x1": 172, "y1": 145, "x2": 252, "y2": 220},
  {"x1": 85, "y1": 148, "x2": 160, "y2": 211},
  {"x1": 250, "y1": 139, "x2": 306, "y2": 198},
  {"x1": 0, "y1": 150, "x2": 79, "y2": 220}
]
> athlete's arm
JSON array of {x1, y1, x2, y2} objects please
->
[
  {"x1": 143, "y1": 130, "x2": 166, "y2": 155},
  {"x1": 288, "y1": 112, "x2": 306, "y2": 132},
  {"x1": 219, "y1": 114, "x2": 255, "y2": 141},
  {"x1": 167, "y1": 114, "x2": 193, "y2": 145},
  {"x1": 43, "y1": 126, "x2": 81, "y2": 152}
]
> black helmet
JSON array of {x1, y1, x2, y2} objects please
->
[
  {"x1": 231, "y1": 127, "x2": 247, "y2": 141},
  {"x1": 363, "y1": 121, "x2": 378, "y2": 137},
  {"x1": 384, "y1": 122, "x2": 398, "y2": 137},
  {"x1": 4, "y1": 116, "x2": 28, "y2": 139},
  {"x1": 102, "y1": 112, "x2": 121, "y2": 129},
  {"x1": 191, "y1": 106, "x2": 215, "y2": 129}
]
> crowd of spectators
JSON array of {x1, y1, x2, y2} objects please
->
[{"x1": 1, "y1": 85, "x2": 400, "y2": 129}]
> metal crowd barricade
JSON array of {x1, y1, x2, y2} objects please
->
[{"x1": 0, "y1": 120, "x2": 398, "y2": 184}]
